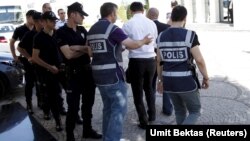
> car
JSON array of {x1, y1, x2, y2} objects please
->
[
  {"x1": 0, "y1": 102, "x2": 58, "y2": 141},
  {"x1": 0, "y1": 24, "x2": 15, "y2": 53},
  {"x1": 0, "y1": 51, "x2": 23, "y2": 97}
]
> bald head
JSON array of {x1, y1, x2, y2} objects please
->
[{"x1": 147, "y1": 8, "x2": 159, "y2": 20}]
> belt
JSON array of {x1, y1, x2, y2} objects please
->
[{"x1": 129, "y1": 57, "x2": 155, "y2": 61}]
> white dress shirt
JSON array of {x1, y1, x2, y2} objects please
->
[
  {"x1": 122, "y1": 13, "x2": 158, "y2": 58},
  {"x1": 55, "y1": 19, "x2": 67, "y2": 29}
]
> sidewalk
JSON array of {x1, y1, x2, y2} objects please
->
[
  {"x1": 7, "y1": 78, "x2": 250, "y2": 141},
  {"x1": 186, "y1": 23, "x2": 250, "y2": 32}
]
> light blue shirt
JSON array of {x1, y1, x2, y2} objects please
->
[{"x1": 55, "y1": 19, "x2": 67, "y2": 29}]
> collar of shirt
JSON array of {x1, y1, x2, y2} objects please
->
[{"x1": 132, "y1": 13, "x2": 144, "y2": 18}]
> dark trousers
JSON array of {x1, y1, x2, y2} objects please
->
[
  {"x1": 65, "y1": 65, "x2": 96, "y2": 134},
  {"x1": 41, "y1": 71, "x2": 61, "y2": 123},
  {"x1": 128, "y1": 58, "x2": 156, "y2": 125},
  {"x1": 21, "y1": 58, "x2": 40, "y2": 105},
  {"x1": 34, "y1": 65, "x2": 64, "y2": 112},
  {"x1": 57, "y1": 71, "x2": 67, "y2": 111},
  {"x1": 152, "y1": 67, "x2": 157, "y2": 95}
]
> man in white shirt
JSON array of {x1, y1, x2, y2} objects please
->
[
  {"x1": 55, "y1": 9, "x2": 67, "y2": 29},
  {"x1": 122, "y1": 1, "x2": 158, "y2": 129}
]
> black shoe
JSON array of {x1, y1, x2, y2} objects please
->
[
  {"x1": 138, "y1": 123, "x2": 147, "y2": 130},
  {"x1": 44, "y1": 113, "x2": 51, "y2": 120},
  {"x1": 27, "y1": 106, "x2": 34, "y2": 114},
  {"x1": 56, "y1": 124, "x2": 63, "y2": 132},
  {"x1": 82, "y1": 129, "x2": 102, "y2": 139},
  {"x1": 66, "y1": 138, "x2": 75, "y2": 141},
  {"x1": 162, "y1": 111, "x2": 172, "y2": 116},
  {"x1": 27, "y1": 103, "x2": 34, "y2": 114},
  {"x1": 27, "y1": 108, "x2": 34, "y2": 114},
  {"x1": 148, "y1": 117, "x2": 155, "y2": 122},
  {"x1": 60, "y1": 108, "x2": 67, "y2": 115},
  {"x1": 55, "y1": 119, "x2": 63, "y2": 132},
  {"x1": 76, "y1": 115, "x2": 83, "y2": 124},
  {"x1": 37, "y1": 100, "x2": 43, "y2": 109},
  {"x1": 66, "y1": 137, "x2": 75, "y2": 141},
  {"x1": 66, "y1": 132, "x2": 75, "y2": 141}
]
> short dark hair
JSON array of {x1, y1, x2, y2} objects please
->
[
  {"x1": 32, "y1": 12, "x2": 42, "y2": 20},
  {"x1": 171, "y1": 5, "x2": 187, "y2": 22},
  {"x1": 26, "y1": 10, "x2": 36, "y2": 17},
  {"x1": 42, "y1": 11, "x2": 58, "y2": 21},
  {"x1": 100, "y1": 2, "x2": 118, "y2": 18},
  {"x1": 130, "y1": 2, "x2": 144, "y2": 12},
  {"x1": 57, "y1": 8, "x2": 63, "y2": 14}
]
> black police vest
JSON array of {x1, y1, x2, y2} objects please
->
[
  {"x1": 87, "y1": 20, "x2": 124, "y2": 86},
  {"x1": 157, "y1": 28, "x2": 198, "y2": 92}
]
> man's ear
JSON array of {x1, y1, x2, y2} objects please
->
[
  {"x1": 111, "y1": 11, "x2": 116, "y2": 18},
  {"x1": 183, "y1": 17, "x2": 187, "y2": 28}
]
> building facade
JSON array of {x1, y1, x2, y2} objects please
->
[{"x1": 149, "y1": 0, "x2": 250, "y2": 30}]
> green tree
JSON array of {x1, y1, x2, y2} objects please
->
[
  {"x1": 144, "y1": 0, "x2": 150, "y2": 11},
  {"x1": 118, "y1": 3, "x2": 127, "y2": 22},
  {"x1": 126, "y1": 4, "x2": 132, "y2": 20}
]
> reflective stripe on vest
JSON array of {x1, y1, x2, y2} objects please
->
[
  {"x1": 158, "y1": 29, "x2": 197, "y2": 92},
  {"x1": 88, "y1": 24, "x2": 116, "y2": 54},
  {"x1": 158, "y1": 30, "x2": 193, "y2": 62},
  {"x1": 92, "y1": 62, "x2": 123, "y2": 70},
  {"x1": 87, "y1": 24, "x2": 114, "y2": 40},
  {"x1": 158, "y1": 30, "x2": 193, "y2": 48},
  {"x1": 162, "y1": 71, "x2": 192, "y2": 77},
  {"x1": 87, "y1": 20, "x2": 124, "y2": 85},
  {"x1": 185, "y1": 30, "x2": 192, "y2": 45}
]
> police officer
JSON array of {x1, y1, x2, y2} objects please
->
[
  {"x1": 10, "y1": 10, "x2": 35, "y2": 62},
  {"x1": 87, "y1": 2, "x2": 152, "y2": 140},
  {"x1": 10, "y1": 10, "x2": 42, "y2": 109},
  {"x1": 157, "y1": 5, "x2": 209, "y2": 125},
  {"x1": 17, "y1": 11, "x2": 43, "y2": 114},
  {"x1": 147, "y1": 8, "x2": 173, "y2": 116},
  {"x1": 56, "y1": 2, "x2": 101, "y2": 141},
  {"x1": 41, "y1": 2, "x2": 67, "y2": 116},
  {"x1": 32, "y1": 11, "x2": 62, "y2": 131}
]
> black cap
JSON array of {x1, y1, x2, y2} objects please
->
[
  {"x1": 68, "y1": 2, "x2": 88, "y2": 16},
  {"x1": 32, "y1": 12, "x2": 42, "y2": 20},
  {"x1": 26, "y1": 10, "x2": 37, "y2": 17},
  {"x1": 42, "y1": 11, "x2": 58, "y2": 21}
]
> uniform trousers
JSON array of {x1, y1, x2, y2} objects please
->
[
  {"x1": 40, "y1": 70, "x2": 61, "y2": 123},
  {"x1": 21, "y1": 58, "x2": 40, "y2": 105},
  {"x1": 65, "y1": 64, "x2": 96, "y2": 135}
]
